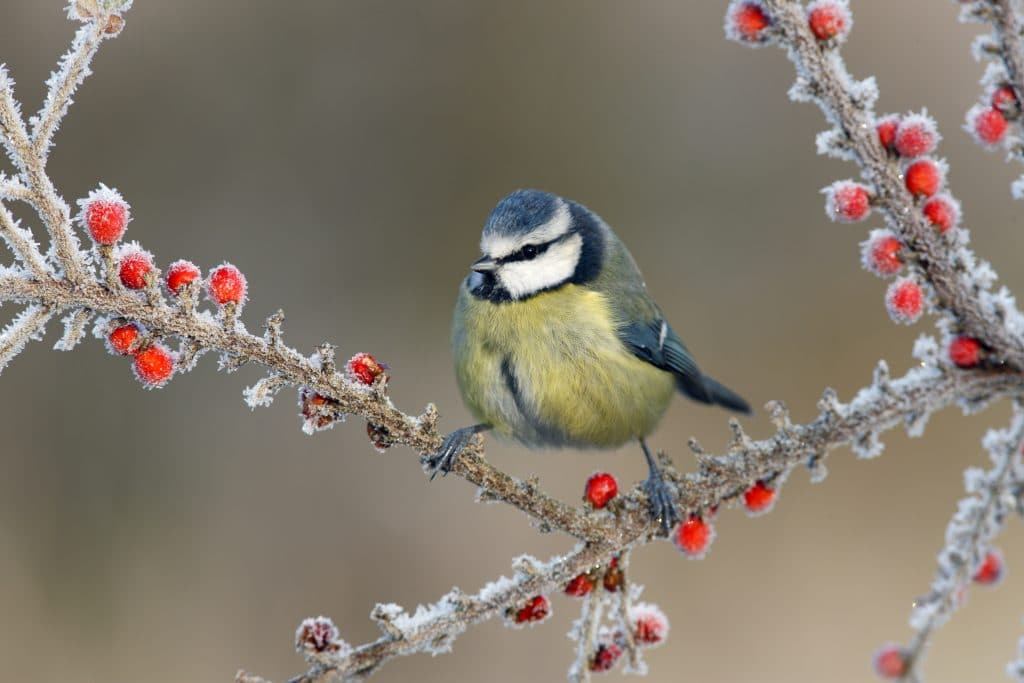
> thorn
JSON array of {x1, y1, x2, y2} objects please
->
[
  {"x1": 874, "y1": 360, "x2": 891, "y2": 392},
  {"x1": 727, "y1": 417, "x2": 752, "y2": 451},
  {"x1": 818, "y1": 387, "x2": 843, "y2": 417},
  {"x1": 369, "y1": 604, "x2": 406, "y2": 640},
  {"x1": 766, "y1": 400, "x2": 792, "y2": 431},
  {"x1": 263, "y1": 309, "x2": 285, "y2": 348}
]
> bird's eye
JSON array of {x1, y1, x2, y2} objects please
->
[{"x1": 521, "y1": 244, "x2": 538, "y2": 259}]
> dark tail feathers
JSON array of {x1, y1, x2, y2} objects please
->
[{"x1": 677, "y1": 374, "x2": 752, "y2": 415}]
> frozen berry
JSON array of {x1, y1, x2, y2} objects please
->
[
  {"x1": 904, "y1": 159, "x2": 944, "y2": 198},
  {"x1": 629, "y1": 602, "x2": 669, "y2": 647},
  {"x1": 674, "y1": 515, "x2": 714, "y2": 558},
  {"x1": 872, "y1": 644, "x2": 909, "y2": 679},
  {"x1": 346, "y1": 353, "x2": 385, "y2": 385},
  {"x1": 968, "y1": 105, "x2": 1008, "y2": 145},
  {"x1": 133, "y1": 343, "x2": 174, "y2": 387},
  {"x1": 107, "y1": 323, "x2": 141, "y2": 356},
  {"x1": 726, "y1": 1, "x2": 771, "y2": 43},
  {"x1": 948, "y1": 336, "x2": 982, "y2": 368},
  {"x1": 77, "y1": 184, "x2": 130, "y2": 245},
  {"x1": 886, "y1": 278, "x2": 924, "y2": 324},
  {"x1": 117, "y1": 247, "x2": 153, "y2": 290},
  {"x1": 973, "y1": 549, "x2": 1004, "y2": 585},
  {"x1": 876, "y1": 114, "x2": 900, "y2": 151},
  {"x1": 295, "y1": 616, "x2": 344, "y2": 654},
  {"x1": 207, "y1": 263, "x2": 247, "y2": 306},
  {"x1": 565, "y1": 573, "x2": 596, "y2": 598},
  {"x1": 590, "y1": 640, "x2": 624, "y2": 673},
  {"x1": 894, "y1": 114, "x2": 939, "y2": 158},
  {"x1": 807, "y1": 1, "x2": 851, "y2": 42},
  {"x1": 603, "y1": 556, "x2": 623, "y2": 592},
  {"x1": 921, "y1": 194, "x2": 960, "y2": 233},
  {"x1": 824, "y1": 180, "x2": 871, "y2": 222},
  {"x1": 584, "y1": 472, "x2": 618, "y2": 508},
  {"x1": 166, "y1": 260, "x2": 201, "y2": 296},
  {"x1": 744, "y1": 480, "x2": 776, "y2": 514},
  {"x1": 861, "y1": 230, "x2": 904, "y2": 277},
  {"x1": 513, "y1": 595, "x2": 550, "y2": 624}
]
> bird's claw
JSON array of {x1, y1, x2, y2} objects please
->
[
  {"x1": 422, "y1": 426, "x2": 478, "y2": 480},
  {"x1": 643, "y1": 470, "x2": 681, "y2": 536}
]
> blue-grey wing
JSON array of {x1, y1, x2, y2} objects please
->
[{"x1": 619, "y1": 317, "x2": 751, "y2": 415}]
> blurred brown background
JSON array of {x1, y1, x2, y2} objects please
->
[{"x1": 1, "y1": 2, "x2": 1022, "y2": 682}]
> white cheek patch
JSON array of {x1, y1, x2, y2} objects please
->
[
  {"x1": 497, "y1": 233, "x2": 583, "y2": 299},
  {"x1": 482, "y1": 200, "x2": 572, "y2": 260}
]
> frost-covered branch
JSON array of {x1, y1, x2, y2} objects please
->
[
  {"x1": 728, "y1": 0, "x2": 1024, "y2": 372},
  {"x1": 4, "y1": 2, "x2": 1024, "y2": 682},
  {"x1": 870, "y1": 405, "x2": 1024, "y2": 681},
  {"x1": 955, "y1": 0, "x2": 1024, "y2": 196},
  {"x1": 264, "y1": 360, "x2": 1022, "y2": 683}
]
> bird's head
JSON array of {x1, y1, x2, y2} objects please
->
[{"x1": 468, "y1": 189, "x2": 604, "y2": 302}]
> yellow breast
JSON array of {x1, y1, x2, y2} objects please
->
[{"x1": 453, "y1": 283, "x2": 676, "y2": 448}]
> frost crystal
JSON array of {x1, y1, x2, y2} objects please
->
[
  {"x1": 851, "y1": 430, "x2": 884, "y2": 459},
  {"x1": 243, "y1": 374, "x2": 286, "y2": 409},
  {"x1": 52, "y1": 307, "x2": 91, "y2": 351},
  {"x1": 912, "y1": 334, "x2": 940, "y2": 364}
]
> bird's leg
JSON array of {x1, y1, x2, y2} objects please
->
[
  {"x1": 422, "y1": 424, "x2": 491, "y2": 480},
  {"x1": 639, "y1": 438, "x2": 681, "y2": 535}
]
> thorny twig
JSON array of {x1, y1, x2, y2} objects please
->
[{"x1": 1, "y1": 2, "x2": 1024, "y2": 682}]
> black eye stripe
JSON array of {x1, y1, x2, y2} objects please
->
[{"x1": 498, "y1": 232, "x2": 572, "y2": 264}]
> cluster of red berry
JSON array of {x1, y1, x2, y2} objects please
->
[{"x1": 79, "y1": 186, "x2": 247, "y2": 387}]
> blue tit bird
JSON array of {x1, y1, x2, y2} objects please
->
[{"x1": 424, "y1": 189, "x2": 750, "y2": 533}]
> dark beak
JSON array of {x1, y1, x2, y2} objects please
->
[{"x1": 471, "y1": 256, "x2": 497, "y2": 273}]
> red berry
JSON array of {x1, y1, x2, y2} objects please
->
[
  {"x1": 346, "y1": 353, "x2": 385, "y2": 385},
  {"x1": 921, "y1": 194, "x2": 960, "y2": 233},
  {"x1": 743, "y1": 480, "x2": 776, "y2": 514},
  {"x1": 603, "y1": 556, "x2": 623, "y2": 592},
  {"x1": 861, "y1": 230, "x2": 904, "y2": 277},
  {"x1": 872, "y1": 644, "x2": 909, "y2": 679},
  {"x1": 970, "y1": 105, "x2": 1008, "y2": 145},
  {"x1": 295, "y1": 616, "x2": 344, "y2": 654},
  {"x1": 973, "y1": 549, "x2": 1004, "y2": 585},
  {"x1": 876, "y1": 114, "x2": 900, "y2": 151},
  {"x1": 629, "y1": 602, "x2": 669, "y2": 647},
  {"x1": 726, "y1": 1, "x2": 771, "y2": 43},
  {"x1": 514, "y1": 595, "x2": 550, "y2": 624},
  {"x1": 207, "y1": 263, "x2": 247, "y2": 306},
  {"x1": 674, "y1": 515, "x2": 714, "y2": 558},
  {"x1": 107, "y1": 323, "x2": 141, "y2": 356},
  {"x1": 78, "y1": 184, "x2": 130, "y2": 245},
  {"x1": 807, "y1": 1, "x2": 850, "y2": 42},
  {"x1": 893, "y1": 115, "x2": 939, "y2": 158},
  {"x1": 117, "y1": 247, "x2": 153, "y2": 289},
  {"x1": 948, "y1": 336, "x2": 982, "y2": 368},
  {"x1": 165, "y1": 259, "x2": 201, "y2": 295},
  {"x1": 904, "y1": 159, "x2": 944, "y2": 198},
  {"x1": 565, "y1": 573, "x2": 595, "y2": 598},
  {"x1": 133, "y1": 343, "x2": 174, "y2": 387},
  {"x1": 824, "y1": 180, "x2": 871, "y2": 222},
  {"x1": 590, "y1": 640, "x2": 624, "y2": 673},
  {"x1": 584, "y1": 472, "x2": 618, "y2": 508},
  {"x1": 886, "y1": 278, "x2": 924, "y2": 324},
  {"x1": 992, "y1": 85, "x2": 1019, "y2": 113}
]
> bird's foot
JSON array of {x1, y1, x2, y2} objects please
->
[
  {"x1": 643, "y1": 465, "x2": 681, "y2": 536},
  {"x1": 421, "y1": 424, "x2": 486, "y2": 480}
]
